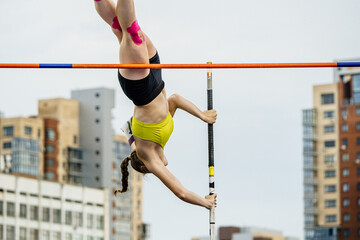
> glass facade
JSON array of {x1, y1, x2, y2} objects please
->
[
  {"x1": 67, "y1": 147, "x2": 83, "y2": 185},
  {"x1": 353, "y1": 74, "x2": 360, "y2": 104},
  {"x1": 11, "y1": 138, "x2": 40, "y2": 177},
  {"x1": 303, "y1": 109, "x2": 318, "y2": 240}
]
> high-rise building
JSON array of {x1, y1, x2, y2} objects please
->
[
  {"x1": 0, "y1": 88, "x2": 146, "y2": 240},
  {"x1": 0, "y1": 116, "x2": 44, "y2": 178},
  {"x1": 71, "y1": 88, "x2": 146, "y2": 240},
  {"x1": 38, "y1": 98, "x2": 81, "y2": 184},
  {"x1": 302, "y1": 61, "x2": 360, "y2": 240}
]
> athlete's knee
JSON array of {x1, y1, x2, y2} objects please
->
[{"x1": 126, "y1": 20, "x2": 145, "y2": 45}]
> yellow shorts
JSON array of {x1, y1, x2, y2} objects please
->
[{"x1": 132, "y1": 112, "x2": 174, "y2": 149}]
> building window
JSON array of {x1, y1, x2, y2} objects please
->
[
  {"x1": 42, "y1": 230, "x2": 50, "y2": 240},
  {"x1": 357, "y1": 137, "x2": 360, "y2": 145},
  {"x1": 342, "y1": 138, "x2": 348, "y2": 147},
  {"x1": 20, "y1": 204, "x2": 27, "y2": 218},
  {"x1": 53, "y1": 232, "x2": 61, "y2": 240},
  {"x1": 358, "y1": 182, "x2": 360, "y2": 191},
  {"x1": 96, "y1": 215, "x2": 104, "y2": 230},
  {"x1": 95, "y1": 150, "x2": 100, "y2": 156},
  {"x1": 95, "y1": 137, "x2": 100, "y2": 142},
  {"x1": 325, "y1": 200, "x2": 336, "y2": 208},
  {"x1": 30, "y1": 206, "x2": 39, "y2": 220},
  {"x1": 6, "y1": 202, "x2": 15, "y2": 217},
  {"x1": 3, "y1": 126, "x2": 14, "y2": 136},
  {"x1": 45, "y1": 145, "x2": 55, "y2": 153},
  {"x1": 326, "y1": 215, "x2": 337, "y2": 223},
  {"x1": 325, "y1": 155, "x2": 336, "y2": 165},
  {"x1": 342, "y1": 124, "x2": 349, "y2": 132},
  {"x1": 45, "y1": 172, "x2": 55, "y2": 180},
  {"x1": 325, "y1": 140, "x2": 335, "y2": 148},
  {"x1": 358, "y1": 198, "x2": 360, "y2": 206},
  {"x1": 357, "y1": 107, "x2": 360, "y2": 116},
  {"x1": 65, "y1": 211, "x2": 72, "y2": 225},
  {"x1": 342, "y1": 109, "x2": 348, "y2": 119},
  {"x1": 87, "y1": 214, "x2": 93, "y2": 229},
  {"x1": 343, "y1": 228, "x2": 350, "y2": 237},
  {"x1": 321, "y1": 93, "x2": 335, "y2": 104},
  {"x1": 30, "y1": 229, "x2": 39, "y2": 240},
  {"x1": 358, "y1": 213, "x2": 360, "y2": 222},
  {"x1": 0, "y1": 201, "x2": 3, "y2": 215},
  {"x1": 74, "y1": 212, "x2": 83, "y2": 227},
  {"x1": 357, "y1": 168, "x2": 360, "y2": 176},
  {"x1": 73, "y1": 135, "x2": 77, "y2": 144},
  {"x1": 87, "y1": 236, "x2": 94, "y2": 240},
  {"x1": 344, "y1": 213, "x2": 350, "y2": 222},
  {"x1": 343, "y1": 153, "x2": 349, "y2": 162},
  {"x1": 357, "y1": 122, "x2": 360, "y2": 131},
  {"x1": 3, "y1": 142, "x2": 11, "y2": 149},
  {"x1": 344, "y1": 198, "x2": 350, "y2": 207},
  {"x1": 95, "y1": 105, "x2": 100, "y2": 111},
  {"x1": 6, "y1": 226, "x2": 15, "y2": 240},
  {"x1": 325, "y1": 185, "x2": 336, "y2": 193},
  {"x1": 95, "y1": 93, "x2": 100, "y2": 98},
  {"x1": 343, "y1": 168, "x2": 350, "y2": 177},
  {"x1": 324, "y1": 111, "x2": 335, "y2": 118},
  {"x1": 95, "y1": 119, "x2": 100, "y2": 124},
  {"x1": 42, "y1": 207, "x2": 50, "y2": 222},
  {"x1": 324, "y1": 125, "x2": 335, "y2": 133},
  {"x1": 343, "y1": 183, "x2": 350, "y2": 192},
  {"x1": 325, "y1": 170, "x2": 336, "y2": 178},
  {"x1": 53, "y1": 209, "x2": 61, "y2": 224},
  {"x1": 20, "y1": 227, "x2": 27, "y2": 240},
  {"x1": 45, "y1": 129, "x2": 55, "y2": 140},
  {"x1": 24, "y1": 126, "x2": 32, "y2": 136},
  {"x1": 45, "y1": 158, "x2": 55, "y2": 167},
  {"x1": 65, "y1": 233, "x2": 72, "y2": 240}
]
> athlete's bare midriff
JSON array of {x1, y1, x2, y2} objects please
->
[{"x1": 133, "y1": 89, "x2": 169, "y2": 124}]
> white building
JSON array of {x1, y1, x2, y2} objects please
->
[{"x1": 0, "y1": 173, "x2": 109, "y2": 240}]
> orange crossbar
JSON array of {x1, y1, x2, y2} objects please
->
[{"x1": 0, "y1": 62, "x2": 341, "y2": 69}]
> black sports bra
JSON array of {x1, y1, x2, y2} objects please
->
[{"x1": 118, "y1": 52, "x2": 164, "y2": 106}]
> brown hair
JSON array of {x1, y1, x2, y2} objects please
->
[{"x1": 114, "y1": 150, "x2": 148, "y2": 195}]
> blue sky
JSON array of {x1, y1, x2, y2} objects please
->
[{"x1": 1, "y1": 0, "x2": 360, "y2": 239}]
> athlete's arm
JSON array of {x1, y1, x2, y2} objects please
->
[
  {"x1": 168, "y1": 94, "x2": 217, "y2": 124},
  {"x1": 144, "y1": 155, "x2": 216, "y2": 209}
]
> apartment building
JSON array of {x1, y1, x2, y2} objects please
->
[
  {"x1": 38, "y1": 98, "x2": 81, "y2": 184},
  {"x1": 0, "y1": 116, "x2": 44, "y2": 178},
  {"x1": 0, "y1": 173, "x2": 109, "y2": 240},
  {"x1": 302, "y1": 61, "x2": 360, "y2": 240}
]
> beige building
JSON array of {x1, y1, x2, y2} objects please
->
[
  {"x1": 313, "y1": 83, "x2": 340, "y2": 227},
  {"x1": 38, "y1": 98, "x2": 80, "y2": 184},
  {"x1": 0, "y1": 116, "x2": 44, "y2": 178}
]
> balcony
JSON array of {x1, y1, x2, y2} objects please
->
[
  {"x1": 304, "y1": 207, "x2": 319, "y2": 215},
  {"x1": 304, "y1": 177, "x2": 318, "y2": 185},
  {"x1": 304, "y1": 192, "x2": 318, "y2": 199}
]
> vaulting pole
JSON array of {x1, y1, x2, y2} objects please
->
[{"x1": 207, "y1": 62, "x2": 215, "y2": 240}]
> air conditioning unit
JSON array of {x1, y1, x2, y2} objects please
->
[
  {"x1": 341, "y1": 145, "x2": 347, "y2": 150},
  {"x1": 356, "y1": 159, "x2": 360, "y2": 165}
]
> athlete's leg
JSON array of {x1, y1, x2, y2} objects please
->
[
  {"x1": 116, "y1": 0, "x2": 157, "y2": 80},
  {"x1": 94, "y1": 0, "x2": 123, "y2": 43}
]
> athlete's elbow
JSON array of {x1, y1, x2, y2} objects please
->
[{"x1": 175, "y1": 191, "x2": 187, "y2": 201}]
